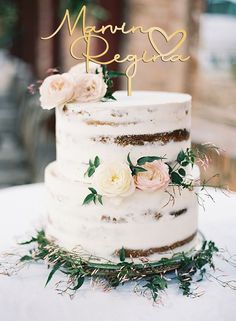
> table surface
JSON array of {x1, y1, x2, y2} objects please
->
[{"x1": 0, "y1": 183, "x2": 236, "y2": 321}]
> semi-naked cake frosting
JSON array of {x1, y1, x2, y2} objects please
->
[{"x1": 45, "y1": 91, "x2": 199, "y2": 261}]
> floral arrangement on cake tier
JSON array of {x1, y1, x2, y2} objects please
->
[
  {"x1": 82, "y1": 146, "x2": 218, "y2": 207},
  {"x1": 33, "y1": 62, "x2": 124, "y2": 109}
]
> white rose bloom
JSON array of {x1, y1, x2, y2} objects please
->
[
  {"x1": 39, "y1": 73, "x2": 75, "y2": 109},
  {"x1": 68, "y1": 62, "x2": 102, "y2": 76},
  {"x1": 73, "y1": 73, "x2": 107, "y2": 103},
  {"x1": 94, "y1": 162, "x2": 135, "y2": 198}
]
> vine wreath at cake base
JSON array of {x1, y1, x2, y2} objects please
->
[{"x1": 18, "y1": 230, "x2": 219, "y2": 301}]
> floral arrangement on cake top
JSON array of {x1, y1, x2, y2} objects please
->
[{"x1": 37, "y1": 63, "x2": 124, "y2": 109}]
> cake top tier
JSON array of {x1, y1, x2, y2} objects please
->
[
  {"x1": 56, "y1": 90, "x2": 192, "y2": 181},
  {"x1": 66, "y1": 91, "x2": 191, "y2": 109}
]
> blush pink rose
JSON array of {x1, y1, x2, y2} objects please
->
[
  {"x1": 134, "y1": 161, "x2": 170, "y2": 191},
  {"x1": 73, "y1": 73, "x2": 107, "y2": 103},
  {"x1": 39, "y1": 73, "x2": 75, "y2": 109}
]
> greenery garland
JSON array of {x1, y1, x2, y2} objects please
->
[{"x1": 18, "y1": 230, "x2": 219, "y2": 301}]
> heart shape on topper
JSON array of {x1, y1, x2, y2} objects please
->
[{"x1": 148, "y1": 28, "x2": 187, "y2": 56}]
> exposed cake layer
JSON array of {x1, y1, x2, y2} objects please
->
[
  {"x1": 56, "y1": 91, "x2": 191, "y2": 181},
  {"x1": 45, "y1": 161, "x2": 199, "y2": 261}
]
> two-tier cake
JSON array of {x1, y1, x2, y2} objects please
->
[{"x1": 44, "y1": 89, "x2": 199, "y2": 261}]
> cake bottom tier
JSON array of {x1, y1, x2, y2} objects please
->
[{"x1": 45, "y1": 162, "x2": 199, "y2": 261}]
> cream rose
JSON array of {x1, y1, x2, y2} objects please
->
[
  {"x1": 94, "y1": 162, "x2": 135, "y2": 198},
  {"x1": 68, "y1": 62, "x2": 102, "y2": 76},
  {"x1": 134, "y1": 161, "x2": 170, "y2": 191},
  {"x1": 73, "y1": 73, "x2": 107, "y2": 103},
  {"x1": 39, "y1": 73, "x2": 75, "y2": 109}
]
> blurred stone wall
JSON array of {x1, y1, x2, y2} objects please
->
[{"x1": 122, "y1": 0, "x2": 202, "y2": 93}]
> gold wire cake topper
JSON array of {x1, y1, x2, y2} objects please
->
[{"x1": 41, "y1": 5, "x2": 190, "y2": 96}]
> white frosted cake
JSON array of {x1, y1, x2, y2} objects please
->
[{"x1": 44, "y1": 90, "x2": 199, "y2": 261}]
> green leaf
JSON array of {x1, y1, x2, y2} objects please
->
[
  {"x1": 94, "y1": 156, "x2": 100, "y2": 168},
  {"x1": 88, "y1": 167, "x2": 95, "y2": 177},
  {"x1": 152, "y1": 275, "x2": 168, "y2": 290},
  {"x1": 37, "y1": 230, "x2": 46, "y2": 238},
  {"x1": 171, "y1": 172, "x2": 183, "y2": 184},
  {"x1": 109, "y1": 94, "x2": 116, "y2": 101},
  {"x1": 102, "y1": 65, "x2": 107, "y2": 76},
  {"x1": 72, "y1": 276, "x2": 85, "y2": 290},
  {"x1": 45, "y1": 261, "x2": 62, "y2": 287},
  {"x1": 181, "y1": 161, "x2": 189, "y2": 167},
  {"x1": 167, "y1": 164, "x2": 173, "y2": 174},
  {"x1": 104, "y1": 92, "x2": 116, "y2": 100},
  {"x1": 19, "y1": 237, "x2": 37, "y2": 245},
  {"x1": 83, "y1": 188, "x2": 103, "y2": 206},
  {"x1": 88, "y1": 187, "x2": 97, "y2": 194},
  {"x1": 178, "y1": 168, "x2": 186, "y2": 177},
  {"x1": 119, "y1": 247, "x2": 126, "y2": 262},
  {"x1": 137, "y1": 156, "x2": 165, "y2": 165},
  {"x1": 177, "y1": 150, "x2": 185, "y2": 163},
  {"x1": 20, "y1": 255, "x2": 33, "y2": 262},
  {"x1": 86, "y1": 156, "x2": 100, "y2": 177},
  {"x1": 143, "y1": 275, "x2": 168, "y2": 301},
  {"x1": 98, "y1": 66, "x2": 123, "y2": 101},
  {"x1": 127, "y1": 153, "x2": 133, "y2": 166},
  {"x1": 83, "y1": 193, "x2": 95, "y2": 205},
  {"x1": 107, "y1": 71, "x2": 126, "y2": 78},
  {"x1": 133, "y1": 166, "x2": 147, "y2": 174},
  {"x1": 97, "y1": 194, "x2": 103, "y2": 205},
  {"x1": 107, "y1": 79, "x2": 113, "y2": 86}
]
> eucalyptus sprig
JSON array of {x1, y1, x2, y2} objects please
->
[
  {"x1": 143, "y1": 275, "x2": 168, "y2": 301},
  {"x1": 102, "y1": 65, "x2": 125, "y2": 101},
  {"x1": 168, "y1": 148, "x2": 196, "y2": 188},
  {"x1": 83, "y1": 187, "x2": 103, "y2": 205},
  {"x1": 176, "y1": 240, "x2": 218, "y2": 296},
  {"x1": 85, "y1": 156, "x2": 100, "y2": 177},
  {"x1": 177, "y1": 148, "x2": 196, "y2": 168}
]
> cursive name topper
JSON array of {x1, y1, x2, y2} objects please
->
[{"x1": 41, "y1": 6, "x2": 190, "y2": 96}]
